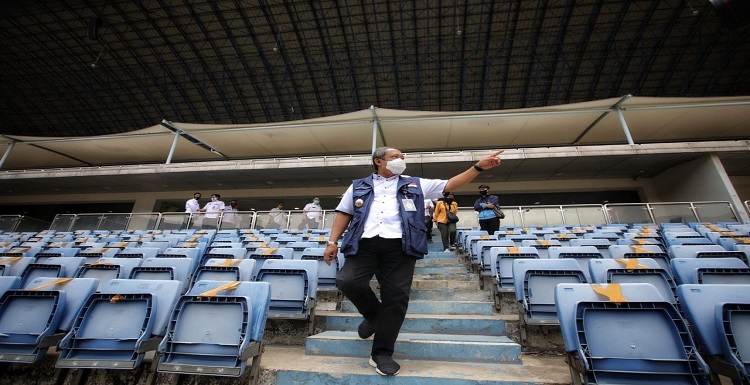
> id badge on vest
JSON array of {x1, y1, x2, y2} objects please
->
[{"x1": 401, "y1": 198, "x2": 417, "y2": 212}]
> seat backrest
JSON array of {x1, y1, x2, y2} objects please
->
[
  {"x1": 130, "y1": 257, "x2": 193, "y2": 285},
  {"x1": 670, "y1": 257, "x2": 750, "y2": 285},
  {"x1": 22, "y1": 276, "x2": 99, "y2": 331},
  {"x1": 20, "y1": 257, "x2": 86, "y2": 285},
  {"x1": 475, "y1": 240, "x2": 515, "y2": 268},
  {"x1": 75, "y1": 258, "x2": 142, "y2": 291},
  {"x1": 0, "y1": 256, "x2": 36, "y2": 276},
  {"x1": 512, "y1": 258, "x2": 585, "y2": 303},
  {"x1": 255, "y1": 259, "x2": 318, "y2": 300},
  {"x1": 100, "y1": 279, "x2": 182, "y2": 336},
  {"x1": 589, "y1": 258, "x2": 677, "y2": 303},
  {"x1": 668, "y1": 244, "x2": 728, "y2": 259},
  {"x1": 249, "y1": 247, "x2": 293, "y2": 260},
  {"x1": 192, "y1": 259, "x2": 256, "y2": 287},
  {"x1": 0, "y1": 276, "x2": 21, "y2": 298}
]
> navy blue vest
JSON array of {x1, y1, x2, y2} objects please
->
[{"x1": 340, "y1": 175, "x2": 428, "y2": 259}]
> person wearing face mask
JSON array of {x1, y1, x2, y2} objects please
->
[
  {"x1": 433, "y1": 192, "x2": 459, "y2": 252},
  {"x1": 474, "y1": 184, "x2": 501, "y2": 236},
  {"x1": 323, "y1": 146, "x2": 503, "y2": 376},
  {"x1": 222, "y1": 200, "x2": 240, "y2": 229},
  {"x1": 267, "y1": 201, "x2": 286, "y2": 229},
  {"x1": 199, "y1": 193, "x2": 225, "y2": 229},
  {"x1": 185, "y1": 192, "x2": 202, "y2": 213},
  {"x1": 300, "y1": 196, "x2": 322, "y2": 229}
]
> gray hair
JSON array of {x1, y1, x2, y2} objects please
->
[{"x1": 371, "y1": 146, "x2": 395, "y2": 171}]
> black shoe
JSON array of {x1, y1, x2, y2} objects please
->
[
  {"x1": 369, "y1": 355, "x2": 401, "y2": 376},
  {"x1": 358, "y1": 319, "x2": 377, "y2": 339}
]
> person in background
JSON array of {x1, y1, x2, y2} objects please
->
[
  {"x1": 200, "y1": 193, "x2": 225, "y2": 229},
  {"x1": 424, "y1": 198, "x2": 435, "y2": 243},
  {"x1": 222, "y1": 200, "x2": 239, "y2": 228},
  {"x1": 474, "y1": 184, "x2": 501, "y2": 236},
  {"x1": 185, "y1": 192, "x2": 201, "y2": 213},
  {"x1": 300, "y1": 196, "x2": 322, "y2": 229},
  {"x1": 323, "y1": 146, "x2": 503, "y2": 376},
  {"x1": 267, "y1": 201, "x2": 286, "y2": 229},
  {"x1": 433, "y1": 192, "x2": 459, "y2": 252}
]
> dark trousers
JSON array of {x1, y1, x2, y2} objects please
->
[
  {"x1": 479, "y1": 217, "x2": 500, "y2": 236},
  {"x1": 436, "y1": 222, "x2": 456, "y2": 249},
  {"x1": 336, "y1": 236, "x2": 417, "y2": 357}
]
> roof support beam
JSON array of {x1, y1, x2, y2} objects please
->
[
  {"x1": 370, "y1": 105, "x2": 385, "y2": 152},
  {"x1": 572, "y1": 94, "x2": 631, "y2": 145},
  {"x1": 0, "y1": 140, "x2": 17, "y2": 170}
]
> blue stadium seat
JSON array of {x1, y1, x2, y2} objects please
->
[
  {"x1": 490, "y1": 246, "x2": 540, "y2": 292},
  {"x1": 548, "y1": 246, "x2": 604, "y2": 281},
  {"x1": 33, "y1": 247, "x2": 80, "y2": 263},
  {"x1": 19, "y1": 257, "x2": 86, "y2": 287},
  {"x1": 77, "y1": 247, "x2": 119, "y2": 263},
  {"x1": 128, "y1": 257, "x2": 193, "y2": 288},
  {"x1": 521, "y1": 239, "x2": 562, "y2": 259},
  {"x1": 474, "y1": 240, "x2": 515, "y2": 274},
  {"x1": 56, "y1": 279, "x2": 182, "y2": 369},
  {"x1": 158, "y1": 247, "x2": 201, "y2": 272},
  {"x1": 75, "y1": 258, "x2": 142, "y2": 291},
  {"x1": 286, "y1": 241, "x2": 319, "y2": 259},
  {"x1": 678, "y1": 284, "x2": 750, "y2": 384},
  {"x1": 299, "y1": 247, "x2": 341, "y2": 290},
  {"x1": 0, "y1": 277, "x2": 98, "y2": 363},
  {"x1": 248, "y1": 247, "x2": 294, "y2": 279},
  {"x1": 255, "y1": 259, "x2": 318, "y2": 320},
  {"x1": 457, "y1": 230, "x2": 488, "y2": 250},
  {"x1": 609, "y1": 244, "x2": 671, "y2": 270},
  {"x1": 588, "y1": 257, "x2": 677, "y2": 304},
  {"x1": 0, "y1": 256, "x2": 36, "y2": 277},
  {"x1": 201, "y1": 247, "x2": 249, "y2": 265},
  {"x1": 115, "y1": 247, "x2": 161, "y2": 259},
  {"x1": 189, "y1": 258, "x2": 256, "y2": 290},
  {"x1": 670, "y1": 258, "x2": 750, "y2": 285},
  {"x1": 157, "y1": 280, "x2": 271, "y2": 377},
  {"x1": 669, "y1": 244, "x2": 748, "y2": 265},
  {"x1": 513, "y1": 258, "x2": 586, "y2": 326},
  {"x1": 556, "y1": 283, "x2": 710, "y2": 385},
  {"x1": 0, "y1": 276, "x2": 21, "y2": 299},
  {"x1": 569, "y1": 238, "x2": 613, "y2": 258}
]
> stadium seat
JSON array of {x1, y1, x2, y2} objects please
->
[
  {"x1": 0, "y1": 277, "x2": 98, "y2": 363},
  {"x1": 490, "y1": 246, "x2": 540, "y2": 292},
  {"x1": 255, "y1": 259, "x2": 318, "y2": 320},
  {"x1": 0, "y1": 256, "x2": 36, "y2": 277},
  {"x1": 189, "y1": 258, "x2": 256, "y2": 289},
  {"x1": 521, "y1": 239, "x2": 562, "y2": 259},
  {"x1": 513, "y1": 258, "x2": 586, "y2": 326},
  {"x1": 75, "y1": 258, "x2": 142, "y2": 291},
  {"x1": 588, "y1": 257, "x2": 677, "y2": 304},
  {"x1": 158, "y1": 247, "x2": 201, "y2": 272},
  {"x1": 678, "y1": 284, "x2": 750, "y2": 384},
  {"x1": 556, "y1": 283, "x2": 710, "y2": 385},
  {"x1": 57, "y1": 279, "x2": 182, "y2": 369},
  {"x1": 157, "y1": 280, "x2": 271, "y2": 377},
  {"x1": 33, "y1": 247, "x2": 80, "y2": 263},
  {"x1": 286, "y1": 241, "x2": 319, "y2": 259},
  {"x1": 609, "y1": 244, "x2": 671, "y2": 270},
  {"x1": 201, "y1": 247, "x2": 249, "y2": 265},
  {"x1": 248, "y1": 247, "x2": 294, "y2": 279},
  {"x1": 548, "y1": 246, "x2": 604, "y2": 281},
  {"x1": 0, "y1": 276, "x2": 21, "y2": 298},
  {"x1": 77, "y1": 247, "x2": 119, "y2": 263},
  {"x1": 670, "y1": 258, "x2": 750, "y2": 285},
  {"x1": 19, "y1": 257, "x2": 86, "y2": 287},
  {"x1": 299, "y1": 247, "x2": 342, "y2": 290},
  {"x1": 669, "y1": 244, "x2": 748, "y2": 265},
  {"x1": 569, "y1": 239, "x2": 612, "y2": 258},
  {"x1": 474, "y1": 240, "x2": 515, "y2": 274},
  {"x1": 128, "y1": 257, "x2": 193, "y2": 288},
  {"x1": 115, "y1": 247, "x2": 161, "y2": 259}
]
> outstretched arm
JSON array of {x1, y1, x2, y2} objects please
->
[{"x1": 444, "y1": 150, "x2": 504, "y2": 193}]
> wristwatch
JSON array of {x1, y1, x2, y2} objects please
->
[
  {"x1": 327, "y1": 241, "x2": 337, "y2": 246},
  {"x1": 473, "y1": 164, "x2": 484, "y2": 172}
]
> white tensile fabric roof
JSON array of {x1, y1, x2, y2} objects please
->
[{"x1": 1, "y1": 95, "x2": 749, "y2": 170}]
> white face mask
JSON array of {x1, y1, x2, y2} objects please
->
[
  {"x1": 211, "y1": 197, "x2": 218, "y2": 201},
  {"x1": 386, "y1": 158, "x2": 407, "y2": 175}
]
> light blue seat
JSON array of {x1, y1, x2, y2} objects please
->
[
  {"x1": 556, "y1": 283, "x2": 710, "y2": 385},
  {"x1": 465, "y1": 235, "x2": 496, "y2": 259},
  {"x1": 609, "y1": 244, "x2": 671, "y2": 270},
  {"x1": 678, "y1": 284, "x2": 750, "y2": 383},
  {"x1": 75, "y1": 258, "x2": 142, "y2": 291},
  {"x1": 2, "y1": 246, "x2": 43, "y2": 258},
  {"x1": 717, "y1": 236, "x2": 750, "y2": 251},
  {"x1": 20, "y1": 257, "x2": 86, "y2": 287},
  {"x1": 569, "y1": 238, "x2": 612, "y2": 258},
  {"x1": 588, "y1": 257, "x2": 677, "y2": 304},
  {"x1": 521, "y1": 239, "x2": 562, "y2": 259},
  {"x1": 669, "y1": 244, "x2": 748, "y2": 265},
  {"x1": 77, "y1": 247, "x2": 119, "y2": 263},
  {"x1": 190, "y1": 258, "x2": 256, "y2": 290},
  {"x1": 138, "y1": 241, "x2": 171, "y2": 253},
  {"x1": 513, "y1": 258, "x2": 586, "y2": 325},
  {"x1": 490, "y1": 247, "x2": 540, "y2": 292},
  {"x1": 543, "y1": 233, "x2": 578, "y2": 247},
  {"x1": 115, "y1": 247, "x2": 161, "y2": 259},
  {"x1": 299, "y1": 248, "x2": 341, "y2": 290},
  {"x1": 475, "y1": 240, "x2": 515, "y2": 274},
  {"x1": 504, "y1": 234, "x2": 539, "y2": 246},
  {"x1": 57, "y1": 279, "x2": 182, "y2": 369},
  {"x1": 548, "y1": 246, "x2": 603, "y2": 281},
  {"x1": 274, "y1": 236, "x2": 303, "y2": 246},
  {"x1": 157, "y1": 280, "x2": 271, "y2": 377},
  {"x1": 248, "y1": 247, "x2": 294, "y2": 278},
  {"x1": 209, "y1": 241, "x2": 244, "y2": 249},
  {"x1": 201, "y1": 247, "x2": 249, "y2": 265},
  {"x1": 0, "y1": 276, "x2": 21, "y2": 299},
  {"x1": 159, "y1": 247, "x2": 202, "y2": 272},
  {"x1": 582, "y1": 232, "x2": 619, "y2": 243},
  {"x1": 286, "y1": 241, "x2": 319, "y2": 259},
  {"x1": 0, "y1": 277, "x2": 98, "y2": 363},
  {"x1": 33, "y1": 247, "x2": 80, "y2": 263},
  {"x1": 671, "y1": 258, "x2": 750, "y2": 285},
  {"x1": 0, "y1": 256, "x2": 36, "y2": 277},
  {"x1": 457, "y1": 230, "x2": 488, "y2": 250},
  {"x1": 129, "y1": 258, "x2": 193, "y2": 288},
  {"x1": 255, "y1": 259, "x2": 318, "y2": 320}
]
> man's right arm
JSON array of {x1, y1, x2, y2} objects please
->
[{"x1": 324, "y1": 211, "x2": 352, "y2": 265}]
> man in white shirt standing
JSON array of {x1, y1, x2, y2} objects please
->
[
  {"x1": 323, "y1": 146, "x2": 503, "y2": 376},
  {"x1": 200, "y1": 193, "x2": 225, "y2": 229},
  {"x1": 222, "y1": 200, "x2": 239, "y2": 229},
  {"x1": 300, "y1": 196, "x2": 322, "y2": 229},
  {"x1": 185, "y1": 192, "x2": 201, "y2": 213}
]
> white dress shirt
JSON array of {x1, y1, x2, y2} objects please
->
[
  {"x1": 336, "y1": 174, "x2": 447, "y2": 239},
  {"x1": 203, "y1": 200, "x2": 225, "y2": 218},
  {"x1": 185, "y1": 198, "x2": 200, "y2": 213}
]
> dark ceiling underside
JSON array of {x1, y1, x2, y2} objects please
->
[{"x1": 1, "y1": 0, "x2": 749, "y2": 138}]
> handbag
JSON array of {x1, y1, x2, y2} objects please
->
[
  {"x1": 445, "y1": 202, "x2": 459, "y2": 223},
  {"x1": 492, "y1": 206, "x2": 505, "y2": 219}
]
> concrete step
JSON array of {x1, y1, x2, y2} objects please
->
[
  {"x1": 410, "y1": 288, "x2": 491, "y2": 301},
  {"x1": 410, "y1": 279, "x2": 479, "y2": 290},
  {"x1": 414, "y1": 266, "x2": 471, "y2": 275},
  {"x1": 321, "y1": 311, "x2": 513, "y2": 336},
  {"x1": 416, "y1": 257, "x2": 465, "y2": 266},
  {"x1": 342, "y1": 299, "x2": 495, "y2": 315},
  {"x1": 267, "y1": 345, "x2": 571, "y2": 385},
  {"x1": 306, "y1": 331, "x2": 522, "y2": 363}
]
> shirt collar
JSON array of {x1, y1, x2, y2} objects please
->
[{"x1": 373, "y1": 173, "x2": 398, "y2": 181}]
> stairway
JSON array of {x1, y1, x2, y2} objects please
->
[{"x1": 265, "y1": 236, "x2": 571, "y2": 384}]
